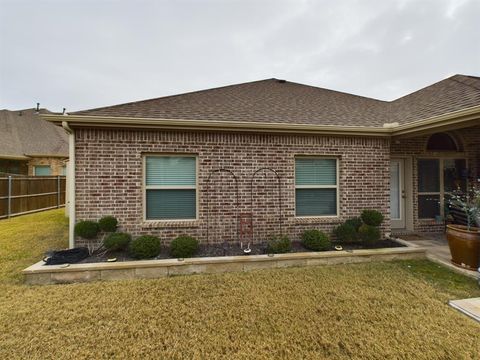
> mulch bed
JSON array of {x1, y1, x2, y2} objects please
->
[{"x1": 79, "y1": 239, "x2": 404, "y2": 264}]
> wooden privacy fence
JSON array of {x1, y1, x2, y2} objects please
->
[{"x1": 0, "y1": 176, "x2": 66, "y2": 219}]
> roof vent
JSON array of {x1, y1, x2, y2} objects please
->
[{"x1": 277, "y1": 79, "x2": 286, "y2": 83}]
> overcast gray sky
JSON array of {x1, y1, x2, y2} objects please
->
[{"x1": 1, "y1": 0, "x2": 479, "y2": 112}]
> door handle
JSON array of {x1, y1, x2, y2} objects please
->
[{"x1": 401, "y1": 190, "x2": 406, "y2": 199}]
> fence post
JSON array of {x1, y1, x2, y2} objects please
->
[
  {"x1": 7, "y1": 176, "x2": 12, "y2": 218},
  {"x1": 57, "y1": 175, "x2": 61, "y2": 208}
]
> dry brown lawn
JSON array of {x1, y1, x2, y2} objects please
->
[{"x1": 1, "y1": 210, "x2": 479, "y2": 359}]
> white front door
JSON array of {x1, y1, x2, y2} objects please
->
[{"x1": 390, "y1": 159, "x2": 406, "y2": 229}]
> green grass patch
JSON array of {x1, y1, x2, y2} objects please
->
[
  {"x1": 0, "y1": 209, "x2": 68, "y2": 284},
  {"x1": 400, "y1": 259, "x2": 480, "y2": 299}
]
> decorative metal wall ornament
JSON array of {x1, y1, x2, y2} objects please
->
[
  {"x1": 205, "y1": 168, "x2": 239, "y2": 245},
  {"x1": 204, "y1": 167, "x2": 283, "y2": 251},
  {"x1": 250, "y1": 168, "x2": 283, "y2": 243}
]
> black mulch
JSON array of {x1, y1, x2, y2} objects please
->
[{"x1": 77, "y1": 239, "x2": 405, "y2": 264}]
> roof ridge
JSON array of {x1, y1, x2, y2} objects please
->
[
  {"x1": 449, "y1": 74, "x2": 480, "y2": 91},
  {"x1": 283, "y1": 79, "x2": 387, "y2": 103},
  {"x1": 390, "y1": 74, "x2": 479, "y2": 103},
  {"x1": 70, "y1": 78, "x2": 278, "y2": 114}
]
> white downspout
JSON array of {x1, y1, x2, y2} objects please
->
[{"x1": 62, "y1": 121, "x2": 75, "y2": 249}]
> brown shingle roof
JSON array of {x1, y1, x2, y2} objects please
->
[
  {"x1": 71, "y1": 74, "x2": 480, "y2": 128},
  {"x1": 0, "y1": 108, "x2": 68, "y2": 158},
  {"x1": 389, "y1": 75, "x2": 480, "y2": 124}
]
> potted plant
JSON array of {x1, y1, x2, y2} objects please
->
[{"x1": 445, "y1": 180, "x2": 480, "y2": 270}]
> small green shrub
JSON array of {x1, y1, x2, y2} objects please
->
[
  {"x1": 98, "y1": 216, "x2": 118, "y2": 232},
  {"x1": 301, "y1": 229, "x2": 331, "y2": 251},
  {"x1": 333, "y1": 223, "x2": 357, "y2": 243},
  {"x1": 170, "y1": 235, "x2": 199, "y2": 258},
  {"x1": 129, "y1": 235, "x2": 161, "y2": 259},
  {"x1": 265, "y1": 234, "x2": 292, "y2": 254},
  {"x1": 358, "y1": 224, "x2": 381, "y2": 243},
  {"x1": 74, "y1": 220, "x2": 100, "y2": 239},
  {"x1": 103, "y1": 232, "x2": 131, "y2": 251},
  {"x1": 361, "y1": 210, "x2": 384, "y2": 226},
  {"x1": 344, "y1": 217, "x2": 362, "y2": 231}
]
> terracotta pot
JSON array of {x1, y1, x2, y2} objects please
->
[{"x1": 446, "y1": 224, "x2": 480, "y2": 271}]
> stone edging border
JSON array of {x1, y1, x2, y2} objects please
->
[{"x1": 23, "y1": 240, "x2": 426, "y2": 285}]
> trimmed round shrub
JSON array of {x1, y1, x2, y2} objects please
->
[
  {"x1": 103, "y1": 232, "x2": 131, "y2": 251},
  {"x1": 301, "y1": 229, "x2": 331, "y2": 251},
  {"x1": 98, "y1": 216, "x2": 118, "y2": 232},
  {"x1": 360, "y1": 210, "x2": 384, "y2": 226},
  {"x1": 358, "y1": 224, "x2": 381, "y2": 243},
  {"x1": 170, "y1": 235, "x2": 199, "y2": 258},
  {"x1": 333, "y1": 223, "x2": 357, "y2": 243},
  {"x1": 129, "y1": 235, "x2": 161, "y2": 259},
  {"x1": 265, "y1": 234, "x2": 292, "y2": 254},
  {"x1": 74, "y1": 220, "x2": 100, "y2": 239},
  {"x1": 344, "y1": 217, "x2": 362, "y2": 231}
]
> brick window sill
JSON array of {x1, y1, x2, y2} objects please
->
[
  {"x1": 141, "y1": 220, "x2": 200, "y2": 228},
  {"x1": 294, "y1": 216, "x2": 342, "y2": 224}
]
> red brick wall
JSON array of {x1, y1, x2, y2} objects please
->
[
  {"x1": 390, "y1": 125, "x2": 480, "y2": 233},
  {"x1": 74, "y1": 129, "x2": 391, "y2": 246}
]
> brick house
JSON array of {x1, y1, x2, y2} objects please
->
[
  {"x1": 44, "y1": 75, "x2": 480, "y2": 248},
  {"x1": 0, "y1": 108, "x2": 68, "y2": 176}
]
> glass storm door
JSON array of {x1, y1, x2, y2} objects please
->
[{"x1": 390, "y1": 159, "x2": 405, "y2": 229}]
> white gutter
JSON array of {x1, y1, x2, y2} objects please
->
[
  {"x1": 62, "y1": 121, "x2": 75, "y2": 249},
  {"x1": 0, "y1": 154, "x2": 31, "y2": 160},
  {"x1": 391, "y1": 105, "x2": 480, "y2": 135},
  {"x1": 43, "y1": 114, "x2": 392, "y2": 137},
  {"x1": 23, "y1": 154, "x2": 69, "y2": 158}
]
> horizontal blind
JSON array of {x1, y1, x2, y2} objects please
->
[
  {"x1": 295, "y1": 189, "x2": 337, "y2": 216},
  {"x1": 146, "y1": 189, "x2": 196, "y2": 219},
  {"x1": 34, "y1": 166, "x2": 52, "y2": 176},
  {"x1": 295, "y1": 158, "x2": 336, "y2": 186},
  {"x1": 146, "y1": 157, "x2": 196, "y2": 186}
]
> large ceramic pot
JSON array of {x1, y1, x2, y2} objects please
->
[{"x1": 446, "y1": 224, "x2": 480, "y2": 271}]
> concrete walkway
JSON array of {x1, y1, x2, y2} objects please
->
[
  {"x1": 397, "y1": 233, "x2": 480, "y2": 280},
  {"x1": 449, "y1": 298, "x2": 480, "y2": 323}
]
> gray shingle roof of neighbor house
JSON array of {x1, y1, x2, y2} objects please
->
[
  {"x1": 0, "y1": 108, "x2": 68, "y2": 158},
  {"x1": 70, "y1": 74, "x2": 480, "y2": 128}
]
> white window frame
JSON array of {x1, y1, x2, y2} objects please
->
[
  {"x1": 143, "y1": 154, "x2": 199, "y2": 221},
  {"x1": 34, "y1": 165, "x2": 51, "y2": 176},
  {"x1": 417, "y1": 156, "x2": 467, "y2": 220},
  {"x1": 294, "y1": 156, "x2": 339, "y2": 218}
]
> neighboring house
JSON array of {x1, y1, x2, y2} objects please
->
[
  {"x1": 0, "y1": 108, "x2": 68, "y2": 176},
  {"x1": 44, "y1": 75, "x2": 480, "y2": 248}
]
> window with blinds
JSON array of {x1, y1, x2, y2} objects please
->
[
  {"x1": 295, "y1": 158, "x2": 338, "y2": 216},
  {"x1": 145, "y1": 156, "x2": 197, "y2": 220},
  {"x1": 34, "y1": 165, "x2": 51, "y2": 176}
]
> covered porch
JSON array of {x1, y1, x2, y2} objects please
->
[
  {"x1": 389, "y1": 119, "x2": 480, "y2": 278},
  {"x1": 389, "y1": 121, "x2": 480, "y2": 235}
]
